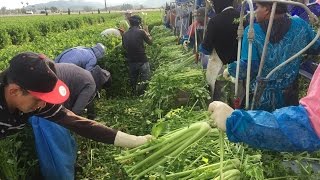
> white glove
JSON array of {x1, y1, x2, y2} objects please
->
[
  {"x1": 114, "y1": 131, "x2": 152, "y2": 148},
  {"x1": 222, "y1": 68, "x2": 236, "y2": 83},
  {"x1": 223, "y1": 68, "x2": 230, "y2": 79},
  {"x1": 208, "y1": 101, "x2": 234, "y2": 131},
  {"x1": 183, "y1": 40, "x2": 190, "y2": 51}
]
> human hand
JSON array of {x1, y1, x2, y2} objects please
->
[
  {"x1": 208, "y1": 101, "x2": 234, "y2": 131},
  {"x1": 223, "y1": 68, "x2": 235, "y2": 83},
  {"x1": 183, "y1": 40, "x2": 190, "y2": 51},
  {"x1": 223, "y1": 68, "x2": 230, "y2": 79},
  {"x1": 143, "y1": 25, "x2": 149, "y2": 32}
]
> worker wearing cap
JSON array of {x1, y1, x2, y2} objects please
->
[
  {"x1": 55, "y1": 43, "x2": 110, "y2": 119},
  {"x1": 55, "y1": 43, "x2": 106, "y2": 71},
  {"x1": 208, "y1": 63, "x2": 320, "y2": 152},
  {"x1": 122, "y1": 15, "x2": 153, "y2": 95},
  {"x1": 0, "y1": 51, "x2": 152, "y2": 156},
  {"x1": 29, "y1": 63, "x2": 97, "y2": 179},
  {"x1": 117, "y1": 10, "x2": 132, "y2": 32}
]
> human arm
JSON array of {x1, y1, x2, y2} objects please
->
[
  {"x1": 209, "y1": 101, "x2": 320, "y2": 152},
  {"x1": 36, "y1": 104, "x2": 151, "y2": 147},
  {"x1": 142, "y1": 29, "x2": 153, "y2": 45}
]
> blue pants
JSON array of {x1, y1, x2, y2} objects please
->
[{"x1": 29, "y1": 116, "x2": 77, "y2": 180}]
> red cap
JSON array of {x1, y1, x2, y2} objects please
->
[
  {"x1": 28, "y1": 79, "x2": 70, "y2": 104},
  {"x1": 7, "y1": 52, "x2": 70, "y2": 104}
]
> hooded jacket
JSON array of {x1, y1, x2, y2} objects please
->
[{"x1": 55, "y1": 43, "x2": 105, "y2": 71}]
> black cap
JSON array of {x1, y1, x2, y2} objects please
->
[{"x1": 7, "y1": 52, "x2": 70, "y2": 104}]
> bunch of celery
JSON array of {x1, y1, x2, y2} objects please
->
[{"x1": 115, "y1": 122, "x2": 213, "y2": 180}]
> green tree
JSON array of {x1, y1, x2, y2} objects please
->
[
  {"x1": 121, "y1": 4, "x2": 133, "y2": 11},
  {"x1": 0, "y1": 6, "x2": 6, "y2": 14},
  {"x1": 83, "y1": 6, "x2": 93, "y2": 12},
  {"x1": 50, "y1": 6, "x2": 58, "y2": 13}
]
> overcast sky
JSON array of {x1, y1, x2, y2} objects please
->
[{"x1": 0, "y1": 0, "x2": 136, "y2": 9}]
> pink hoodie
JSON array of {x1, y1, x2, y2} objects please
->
[{"x1": 300, "y1": 65, "x2": 320, "y2": 137}]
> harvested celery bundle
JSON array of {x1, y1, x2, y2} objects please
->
[{"x1": 115, "y1": 122, "x2": 213, "y2": 180}]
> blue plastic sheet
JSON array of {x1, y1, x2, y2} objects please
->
[{"x1": 29, "y1": 116, "x2": 77, "y2": 180}]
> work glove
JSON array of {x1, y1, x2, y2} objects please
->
[
  {"x1": 183, "y1": 40, "x2": 190, "y2": 51},
  {"x1": 223, "y1": 68, "x2": 236, "y2": 83},
  {"x1": 114, "y1": 131, "x2": 153, "y2": 148},
  {"x1": 223, "y1": 68, "x2": 230, "y2": 79},
  {"x1": 208, "y1": 101, "x2": 234, "y2": 131}
]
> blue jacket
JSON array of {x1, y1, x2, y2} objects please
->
[
  {"x1": 228, "y1": 16, "x2": 320, "y2": 111},
  {"x1": 55, "y1": 47, "x2": 97, "y2": 71}
]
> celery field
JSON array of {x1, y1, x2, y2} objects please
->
[{"x1": 0, "y1": 10, "x2": 320, "y2": 180}]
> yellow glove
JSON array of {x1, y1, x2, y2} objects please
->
[
  {"x1": 114, "y1": 131, "x2": 152, "y2": 148},
  {"x1": 208, "y1": 101, "x2": 234, "y2": 131}
]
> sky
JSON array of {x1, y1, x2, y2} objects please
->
[{"x1": 0, "y1": 0, "x2": 133, "y2": 9}]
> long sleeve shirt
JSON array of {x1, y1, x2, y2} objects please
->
[{"x1": 0, "y1": 72, "x2": 117, "y2": 144}]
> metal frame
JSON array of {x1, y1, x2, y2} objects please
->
[{"x1": 235, "y1": 0, "x2": 320, "y2": 110}]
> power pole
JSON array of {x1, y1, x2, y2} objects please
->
[{"x1": 104, "y1": 0, "x2": 107, "y2": 11}]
